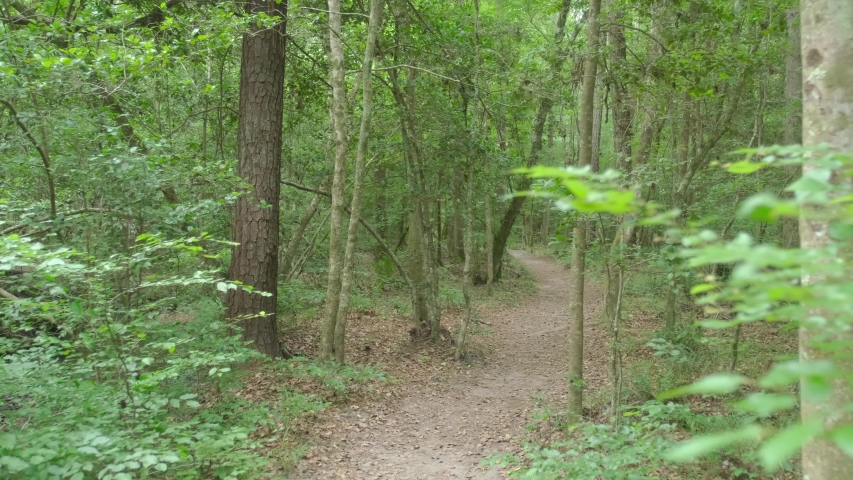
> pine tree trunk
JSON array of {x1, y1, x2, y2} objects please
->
[
  {"x1": 568, "y1": 0, "x2": 602, "y2": 420},
  {"x1": 799, "y1": 1, "x2": 853, "y2": 477},
  {"x1": 227, "y1": 0, "x2": 287, "y2": 358}
]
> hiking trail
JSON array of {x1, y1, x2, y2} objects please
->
[{"x1": 294, "y1": 250, "x2": 608, "y2": 479}]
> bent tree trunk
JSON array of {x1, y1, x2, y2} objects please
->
[
  {"x1": 799, "y1": 0, "x2": 853, "y2": 477},
  {"x1": 227, "y1": 0, "x2": 287, "y2": 357},
  {"x1": 491, "y1": 0, "x2": 573, "y2": 280}
]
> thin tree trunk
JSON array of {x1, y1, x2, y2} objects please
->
[
  {"x1": 799, "y1": 2, "x2": 853, "y2": 477},
  {"x1": 333, "y1": 0, "x2": 383, "y2": 364},
  {"x1": 320, "y1": 0, "x2": 350, "y2": 361},
  {"x1": 568, "y1": 0, "x2": 602, "y2": 420},
  {"x1": 281, "y1": 193, "x2": 323, "y2": 277},
  {"x1": 604, "y1": 16, "x2": 634, "y2": 321},
  {"x1": 781, "y1": 8, "x2": 802, "y2": 249},
  {"x1": 226, "y1": 0, "x2": 287, "y2": 358},
  {"x1": 455, "y1": 163, "x2": 475, "y2": 360},
  {"x1": 287, "y1": 211, "x2": 331, "y2": 283},
  {"x1": 0, "y1": 99, "x2": 56, "y2": 219},
  {"x1": 610, "y1": 267, "x2": 625, "y2": 424},
  {"x1": 491, "y1": 0, "x2": 573, "y2": 280}
]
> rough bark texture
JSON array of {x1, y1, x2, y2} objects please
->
[
  {"x1": 799, "y1": 1, "x2": 853, "y2": 478},
  {"x1": 568, "y1": 0, "x2": 602, "y2": 419},
  {"x1": 226, "y1": 0, "x2": 287, "y2": 357},
  {"x1": 320, "y1": 0, "x2": 350, "y2": 361},
  {"x1": 334, "y1": 0, "x2": 383, "y2": 364}
]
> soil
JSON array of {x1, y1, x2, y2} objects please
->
[{"x1": 292, "y1": 250, "x2": 608, "y2": 479}]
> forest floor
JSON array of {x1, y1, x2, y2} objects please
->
[{"x1": 290, "y1": 250, "x2": 609, "y2": 479}]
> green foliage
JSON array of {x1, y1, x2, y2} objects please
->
[
  {"x1": 0, "y1": 235, "x2": 327, "y2": 479},
  {"x1": 490, "y1": 402, "x2": 685, "y2": 479}
]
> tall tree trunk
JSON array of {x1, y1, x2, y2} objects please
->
[
  {"x1": 491, "y1": 0, "x2": 573, "y2": 280},
  {"x1": 320, "y1": 0, "x2": 350, "y2": 361},
  {"x1": 227, "y1": 0, "x2": 287, "y2": 358},
  {"x1": 799, "y1": 1, "x2": 853, "y2": 477},
  {"x1": 333, "y1": 0, "x2": 384, "y2": 364},
  {"x1": 568, "y1": 0, "x2": 602, "y2": 420},
  {"x1": 781, "y1": 8, "x2": 802, "y2": 249},
  {"x1": 604, "y1": 16, "x2": 634, "y2": 321},
  {"x1": 390, "y1": 2, "x2": 440, "y2": 339}
]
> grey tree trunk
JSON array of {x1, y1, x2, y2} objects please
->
[
  {"x1": 568, "y1": 0, "x2": 602, "y2": 420},
  {"x1": 320, "y1": 0, "x2": 350, "y2": 361},
  {"x1": 799, "y1": 1, "x2": 853, "y2": 477},
  {"x1": 333, "y1": 0, "x2": 384, "y2": 364},
  {"x1": 781, "y1": 8, "x2": 802, "y2": 249},
  {"x1": 455, "y1": 164, "x2": 475, "y2": 359},
  {"x1": 334, "y1": 0, "x2": 385, "y2": 364}
]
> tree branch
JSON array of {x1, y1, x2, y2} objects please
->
[
  {"x1": 0, "y1": 99, "x2": 56, "y2": 218},
  {"x1": 281, "y1": 180, "x2": 413, "y2": 288},
  {"x1": 1, "y1": 208, "x2": 112, "y2": 236}
]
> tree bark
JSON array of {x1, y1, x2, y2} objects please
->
[
  {"x1": 455, "y1": 164, "x2": 475, "y2": 360},
  {"x1": 226, "y1": 0, "x2": 287, "y2": 358},
  {"x1": 568, "y1": 0, "x2": 602, "y2": 420},
  {"x1": 799, "y1": 1, "x2": 853, "y2": 477},
  {"x1": 491, "y1": 0, "x2": 573, "y2": 280},
  {"x1": 781, "y1": 8, "x2": 802, "y2": 249},
  {"x1": 604, "y1": 16, "x2": 634, "y2": 321},
  {"x1": 320, "y1": 0, "x2": 351, "y2": 361},
  {"x1": 334, "y1": 0, "x2": 384, "y2": 364}
]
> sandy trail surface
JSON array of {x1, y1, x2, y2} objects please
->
[{"x1": 294, "y1": 250, "x2": 606, "y2": 479}]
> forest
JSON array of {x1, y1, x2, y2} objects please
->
[{"x1": 1, "y1": 0, "x2": 852, "y2": 478}]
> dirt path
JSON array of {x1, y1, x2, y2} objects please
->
[{"x1": 294, "y1": 250, "x2": 606, "y2": 479}]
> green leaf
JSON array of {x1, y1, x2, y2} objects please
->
[
  {"x1": 140, "y1": 455, "x2": 158, "y2": 468},
  {"x1": 185, "y1": 400, "x2": 200, "y2": 408},
  {"x1": 71, "y1": 473, "x2": 84, "y2": 480},
  {"x1": 155, "y1": 463, "x2": 168, "y2": 471},
  {"x1": 0, "y1": 455, "x2": 29, "y2": 472},
  {"x1": 169, "y1": 398, "x2": 180, "y2": 408},
  {"x1": 828, "y1": 221, "x2": 853, "y2": 241},
  {"x1": 727, "y1": 161, "x2": 765, "y2": 174},
  {"x1": 759, "y1": 421, "x2": 822, "y2": 471},
  {"x1": 658, "y1": 373, "x2": 749, "y2": 400},
  {"x1": 0, "y1": 433, "x2": 15, "y2": 450},
  {"x1": 732, "y1": 393, "x2": 797, "y2": 417},
  {"x1": 216, "y1": 282, "x2": 228, "y2": 292},
  {"x1": 828, "y1": 425, "x2": 853, "y2": 457},
  {"x1": 665, "y1": 425, "x2": 763, "y2": 462},
  {"x1": 690, "y1": 283, "x2": 716, "y2": 295}
]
